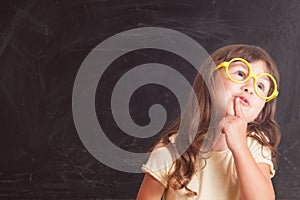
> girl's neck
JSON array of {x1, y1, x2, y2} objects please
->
[{"x1": 211, "y1": 133, "x2": 228, "y2": 151}]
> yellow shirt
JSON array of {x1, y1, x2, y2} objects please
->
[{"x1": 142, "y1": 135, "x2": 275, "y2": 200}]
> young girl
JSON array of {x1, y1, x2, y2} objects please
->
[{"x1": 137, "y1": 44, "x2": 281, "y2": 200}]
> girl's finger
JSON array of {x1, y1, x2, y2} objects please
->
[
  {"x1": 219, "y1": 117, "x2": 226, "y2": 134},
  {"x1": 234, "y1": 97, "x2": 244, "y2": 118}
]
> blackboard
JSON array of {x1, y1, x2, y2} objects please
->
[{"x1": 0, "y1": 0, "x2": 299, "y2": 199}]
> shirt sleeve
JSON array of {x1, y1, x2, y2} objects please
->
[
  {"x1": 141, "y1": 146, "x2": 175, "y2": 188},
  {"x1": 247, "y1": 136, "x2": 276, "y2": 178}
]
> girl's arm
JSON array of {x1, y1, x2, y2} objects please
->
[
  {"x1": 232, "y1": 147, "x2": 275, "y2": 200},
  {"x1": 220, "y1": 97, "x2": 275, "y2": 200},
  {"x1": 136, "y1": 173, "x2": 165, "y2": 200}
]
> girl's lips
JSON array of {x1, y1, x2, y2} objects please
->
[{"x1": 236, "y1": 96, "x2": 250, "y2": 106}]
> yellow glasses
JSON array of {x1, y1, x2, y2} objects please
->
[{"x1": 215, "y1": 58, "x2": 279, "y2": 102}]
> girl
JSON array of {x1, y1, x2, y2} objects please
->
[{"x1": 137, "y1": 44, "x2": 281, "y2": 200}]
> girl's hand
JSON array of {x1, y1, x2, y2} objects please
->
[{"x1": 219, "y1": 97, "x2": 248, "y2": 153}]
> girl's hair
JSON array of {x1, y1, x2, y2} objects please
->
[{"x1": 154, "y1": 44, "x2": 281, "y2": 195}]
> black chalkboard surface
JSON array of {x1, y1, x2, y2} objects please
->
[{"x1": 0, "y1": 0, "x2": 299, "y2": 199}]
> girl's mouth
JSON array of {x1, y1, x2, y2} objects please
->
[{"x1": 236, "y1": 96, "x2": 250, "y2": 106}]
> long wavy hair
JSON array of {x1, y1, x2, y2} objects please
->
[{"x1": 154, "y1": 44, "x2": 281, "y2": 195}]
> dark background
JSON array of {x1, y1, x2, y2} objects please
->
[{"x1": 0, "y1": 0, "x2": 299, "y2": 199}]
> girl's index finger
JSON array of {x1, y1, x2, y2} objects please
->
[{"x1": 234, "y1": 97, "x2": 244, "y2": 118}]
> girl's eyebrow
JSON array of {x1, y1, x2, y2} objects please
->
[
  {"x1": 260, "y1": 76, "x2": 269, "y2": 80},
  {"x1": 257, "y1": 75, "x2": 271, "y2": 83},
  {"x1": 231, "y1": 61, "x2": 248, "y2": 69}
]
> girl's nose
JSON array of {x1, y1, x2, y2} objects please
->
[
  {"x1": 241, "y1": 79, "x2": 254, "y2": 94},
  {"x1": 243, "y1": 87, "x2": 253, "y2": 94}
]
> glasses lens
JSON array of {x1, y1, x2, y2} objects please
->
[
  {"x1": 227, "y1": 60, "x2": 250, "y2": 82},
  {"x1": 256, "y1": 75, "x2": 275, "y2": 98}
]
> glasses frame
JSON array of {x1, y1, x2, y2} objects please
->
[{"x1": 215, "y1": 58, "x2": 279, "y2": 102}]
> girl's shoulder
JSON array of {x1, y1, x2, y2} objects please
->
[
  {"x1": 247, "y1": 131, "x2": 270, "y2": 147},
  {"x1": 142, "y1": 139, "x2": 177, "y2": 187},
  {"x1": 246, "y1": 132, "x2": 275, "y2": 177},
  {"x1": 247, "y1": 132, "x2": 273, "y2": 159},
  {"x1": 143, "y1": 134, "x2": 179, "y2": 171}
]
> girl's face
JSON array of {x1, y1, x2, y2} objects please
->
[{"x1": 213, "y1": 59, "x2": 268, "y2": 122}]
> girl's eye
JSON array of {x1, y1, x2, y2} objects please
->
[
  {"x1": 257, "y1": 83, "x2": 265, "y2": 91},
  {"x1": 228, "y1": 62, "x2": 248, "y2": 81},
  {"x1": 231, "y1": 70, "x2": 247, "y2": 81},
  {"x1": 237, "y1": 71, "x2": 246, "y2": 78}
]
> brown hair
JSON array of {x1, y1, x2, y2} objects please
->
[{"x1": 154, "y1": 44, "x2": 281, "y2": 195}]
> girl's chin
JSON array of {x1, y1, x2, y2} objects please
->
[
  {"x1": 212, "y1": 100, "x2": 234, "y2": 117},
  {"x1": 226, "y1": 110, "x2": 235, "y2": 116},
  {"x1": 224, "y1": 104, "x2": 235, "y2": 116}
]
